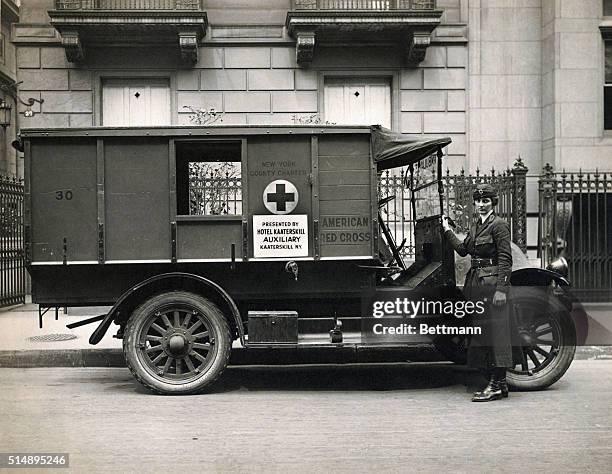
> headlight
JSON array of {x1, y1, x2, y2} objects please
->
[{"x1": 547, "y1": 256, "x2": 568, "y2": 277}]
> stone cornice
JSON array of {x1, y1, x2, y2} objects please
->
[
  {"x1": 286, "y1": 9, "x2": 443, "y2": 67},
  {"x1": 47, "y1": 10, "x2": 207, "y2": 65},
  {"x1": 1, "y1": 0, "x2": 20, "y2": 24},
  {"x1": 48, "y1": 11, "x2": 207, "y2": 33},
  {"x1": 600, "y1": 20, "x2": 612, "y2": 40},
  {"x1": 287, "y1": 9, "x2": 444, "y2": 21},
  {"x1": 286, "y1": 10, "x2": 443, "y2": 34}
]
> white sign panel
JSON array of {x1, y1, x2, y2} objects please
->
[{"x1": 253, "y1": 215, "x2": 308, "y2": 258}]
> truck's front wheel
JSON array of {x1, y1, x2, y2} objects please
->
[
  {"x1": 123, "y1": 291, "x2": 232, "y2": 395},
  {"x1": 506, "y1": 288, "x2": 576, "y2": 390}
]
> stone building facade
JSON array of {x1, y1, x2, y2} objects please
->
[
  {"x1": 6, "y1": 0, "x2": 612, "y2": 182},
  {"x1": 0, "y1": 0, "x2": 19, "y2": 177}
]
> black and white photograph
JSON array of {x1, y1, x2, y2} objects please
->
[{"x1": 1, "y1": 0, "x2": 612, "y2": 471}]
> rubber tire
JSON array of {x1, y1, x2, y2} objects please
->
[
  {"x1": 506, "y1": 288, "x2": 576, "y2": 391},
  {"x1": 123, "y1": 291, "x2": 232, "y2": 395}
]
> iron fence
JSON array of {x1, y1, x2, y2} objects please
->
[
  {"x1": 377, "y1": 158, "x2": 528, "y2": 261},
  {"x1": 54, "y1": 0, "x2": 202, "y2": 10},
  {"x1": 0, "y1": 175, "x2": 26, "y2": 308},
  {"x1": 378, "y1": 170, "x2": 415, "y2": 257},
  {"x1": 188, "y1": 163, "x2": 242, "y2": 216},
  {"x1": 292, "y1": 0, "x2": 436, "y2": 10},
  {"x1": 539, "y1": 165, "x2": 612, "y2": 301}
]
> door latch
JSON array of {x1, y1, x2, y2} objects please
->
[{"x1": 285, "y1": 261, "x2": 298, "y2": 281}]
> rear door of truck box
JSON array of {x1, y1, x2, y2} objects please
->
[
  {"x1": 27, "y1": 137, "x2": 98, "y2": 264},
  {"x1": 27, "y1": 134, "x2": 172, "y2": 265}
]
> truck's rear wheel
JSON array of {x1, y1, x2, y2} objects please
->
[{"x1": 123, "y1": 291, "x2": 232, "y2": 395}]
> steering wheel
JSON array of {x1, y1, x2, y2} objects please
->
[{"x1": 378, "y1": 195, "x2": 395, "y2": 209}]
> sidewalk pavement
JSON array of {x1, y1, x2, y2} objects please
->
[
  {"x1": 1, "y1": 302, "x2": 611, "y2": 367},
  {"x1": 0, "y1": 303, "x2": 122, "y2": 367}
]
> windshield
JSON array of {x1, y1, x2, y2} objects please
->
[{"x1": 412, "y1": 153, "x2": 441, "y2": 220}]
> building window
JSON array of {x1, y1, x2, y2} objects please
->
[
  {"x1": 606, "y1": 41, "x2": 612, "y2": 130},
  {"x1": 102, "y1": 78, "x2": 170, "y2": 126},
  {"x1": 324, "y1": 76, "x2": 391, "y2": 128},
  {"x1": 605, "y1": 0, "x2": 612, "y2": 16},
  {"x1": 176, "y1": 141, "x2": 242, "y2": 216}
]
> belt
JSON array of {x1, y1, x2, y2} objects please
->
[{"x1": 471, "y1": 257, "x2": 497, "y2": 269}]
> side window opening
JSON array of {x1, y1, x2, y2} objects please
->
[{"x1": 176, "y1": 141, "x2": 242, "y2": 216}]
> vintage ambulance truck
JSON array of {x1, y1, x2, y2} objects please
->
[{"x1": 21, "y1": 125, "x2": 577, "y2": 394}]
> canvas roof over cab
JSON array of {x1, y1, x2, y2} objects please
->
[{"x1": 371, "y1": 125, "x2": 452, "y2": 171}]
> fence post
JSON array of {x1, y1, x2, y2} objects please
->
[
  {"x1": 538, "y1": 163, "x2": 557, "y2": 267},
  {"x1": 511, "y1": 157, "x2": 528, "y2": 253}
]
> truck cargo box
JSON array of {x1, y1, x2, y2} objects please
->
[{"x1": 23, "y1": 125, "x2": 389, "y2": 305}]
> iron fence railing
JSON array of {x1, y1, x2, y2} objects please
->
[
  {"x1": 0, "y1": 175, "x2": 25, "y2": 308},
  {"x1": 378, "y1": 170, "x2": 415, "y2": 258},
  {"x1": 377, "y1": 159, "x2": 528, "y2": 261},
  {"x1": 539, "y1": 165, "x2": 612, "y2": 301},
  {"x1": 188, "y1": 164, "x2": 242, "y2": 216},
  {"x1": 291, "y1": 0, "x2": 436, "y2": 10},
  {"x1": 54, "y1": 0, "x2": 202, "y2": 10}
]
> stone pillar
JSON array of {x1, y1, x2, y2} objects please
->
[{"x1": 468, "y1": 1, "x2": 542, "y2": 173}]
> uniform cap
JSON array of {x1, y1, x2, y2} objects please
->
[{"x1": 472, "y1": 183, "x2": 498, "y2": 200}]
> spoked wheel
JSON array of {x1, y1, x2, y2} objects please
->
[
  {"x1": 433, "y1": 288, "x2": 576, "y2": 391},
  {"x1": 507, "y1": 288, "x2": 576, "y2": 391},
  {"x1": 123, "y1": 291, "x2": 232, "y2": 395},
  {"x1": 512, "y1": 317, "x2": 562, "y2": 374}
]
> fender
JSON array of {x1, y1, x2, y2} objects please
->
[
  {"x1": 511, "y1": 267, "x2": 570, "y2": 288},
  {"x1": 89, "y1": 272, "x2": 244, "y2": 346},
  {"x1": 511, "y1": 267, "x2": 589, "y2": 344}
]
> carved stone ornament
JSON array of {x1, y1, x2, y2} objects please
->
[
  {"x1": 406, "y1": 31, "x2": 431, "y2": 66},
  {"x1": 62, "y1": 31, "x2": 84, "y2": 63},
  {"x1": 296, "y1": 32, "x2": 315, "y2": 67},
  {"x1": 179, "y1": 32, "x2": 199, "y2": 66}
]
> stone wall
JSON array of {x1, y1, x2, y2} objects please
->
[
  {"x1": 16, "y1": 45, "x2": 91, "y2": 128},
  {"x1": 0, "y1": 1, "x2": 19, "y2": 177},
  {"x1": 13, "y1": 0, "x2": 612, "y2": 177},
  {"x1": 543, "y1": 0, "x2": 612, "y2": 171},
  {"x1": 468, "y1": 0, "x2": 543, "y2": 175},
  {"x1": 13, "y1": 0, "x2": 469, "y2": 167},
  {"x1": 399, "y1": 44, "x2": 467, "y2": 167}
]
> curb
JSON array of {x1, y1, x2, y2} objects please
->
[
  {"x1": 0, "y1": 345, "x2": 444, "y2": 368},
  {"x1": 0, "y1": 346, "x2": 608, "y2": 369},
  {"x1": 0, "y1": 349, "x2": 125, "y2": 368}
]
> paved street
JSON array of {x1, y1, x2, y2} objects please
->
[{"x1": 1, "y1": 361, "x2": 611, "y2": 473}]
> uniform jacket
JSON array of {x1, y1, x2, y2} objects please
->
[{"x1": 444, "y1": 212, "x2": 512, "y2": 295}]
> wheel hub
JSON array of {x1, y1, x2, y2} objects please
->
[
  {"x1": 161, "y1": 327, "x2": 193, "y2": 358},
  {"x1": 168, "y1": 335, "x2": 186, "y2": 355}
]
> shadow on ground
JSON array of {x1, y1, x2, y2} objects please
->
[
  {"x1": 215, "y1": 363, "x2": 483, "y2": 393},
  {"x1": 83, "y1": 363, "x2": 489, "y2": 395}
]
